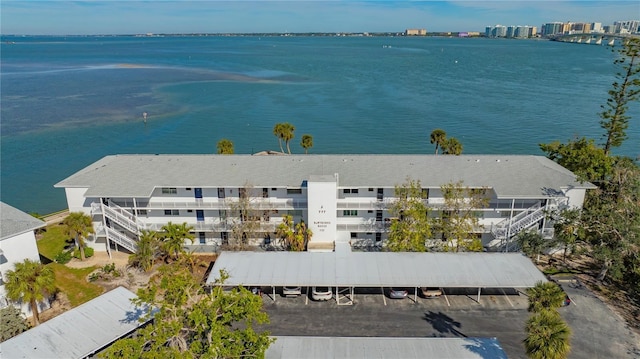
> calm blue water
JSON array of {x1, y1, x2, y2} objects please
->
[{"x1": 1, "y1": 36, "x2": 638, "y2": 214}]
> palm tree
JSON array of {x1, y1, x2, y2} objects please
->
[
  {"x1": 442, "y1": 137, "x2": 463, "y2": 155},
  {"x1": 273, "y1": 123, "x2": 285, "y2": 153},
  {"x1": 524, "y1": 310, "x2": 572, "y2": 359},
  {"x1": 216, "y1": 139, "x2": 234, "y2": 154},
  {"x1": 300, "y1": 134, "x2": 313, "y2": 154},
  {"x1": 430, "y1": 129, "x2": 447, "y2": 154},
  {"x1": 4, "y1": 259, "x2": 56, "y2": 326},
  {"x1": 281, "y1": 123, "x2": 295, "y2": 154},
  {"x1": 63, "y1": 212, "x2": 94, "y2": 261},
  {"x1": 160, "y1": 222, "x2": 195, "y2": 260},
  {"x1": 128, "y1": 230, "x2": 160, "y2": 272},
  {"x1": 526, "y1": 281, "x2": 566, "y2": 313}
]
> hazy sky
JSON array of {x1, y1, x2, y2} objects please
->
[{"x1": 2, "y1": 1, "x2": 638, "y2": 35}]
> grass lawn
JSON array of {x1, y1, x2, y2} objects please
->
[
  {"x1": 37, "y1": 225, "x2": 72, "y2": 261},
  {"x1": 49, "y1": 263, "x2": 104, "y2": 307}
]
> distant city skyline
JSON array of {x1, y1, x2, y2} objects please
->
[{"x1": 1, "y1": 1, "x2": 638, "y2": 35}]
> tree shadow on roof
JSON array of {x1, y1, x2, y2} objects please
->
[
  {"x1": 463, "y1": 337, "x2": 508, "y2": 359},
  {"x1": 422, "y1": 311, "x2": 466, "y2": 337}
]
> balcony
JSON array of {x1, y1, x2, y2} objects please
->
[{"x1": 140, "y1": 198, "x2": 307, "y2": 211}]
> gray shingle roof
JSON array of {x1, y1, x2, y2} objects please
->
[
  {"x1": 0, "y1": 202, "x2": 46, "y2": 241},
  {"x1": 207, "y1": 252, "x2": 547, "y2": 288},
  {"x1": 54, "y1": 154, "x2": 593, "y2": 199},
  {"x1": 0, "y1": 287, "x2": 151, "y2": 359}
]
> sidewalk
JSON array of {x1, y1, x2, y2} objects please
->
[{"x1": 65, "y1": 250, "x2": 130, "y2": 269}]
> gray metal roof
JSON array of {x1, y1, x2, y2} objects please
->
[
  {"x1": 0, "y1": 287, "x2": 151, "y2": 359},
  {"x1": 54, "y1": 154, "x2": 593, "y2": 199},
  {"x1": 0, "y1": 202, "x2": 46, "y2": 241},
  {"x1": 266, "y1": 336, "x2": 508, "y2": 359},
  {"x1": 206, "y1": 252, "x2": 546, "y2": 288}
]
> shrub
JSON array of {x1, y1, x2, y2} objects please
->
[
  {"x1": 73, "y1": 246, "x2": 94, "y2": 259},
  {"x1": 54, "y1": 250, "x2": 72, "y2": 264},
  {"x1": 0, "y1": 306, "x2": 29, "y2": 341}
]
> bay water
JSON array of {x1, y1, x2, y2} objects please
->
[{"x1": 1, "y1": 35, "x2": 638, "y2": 214}]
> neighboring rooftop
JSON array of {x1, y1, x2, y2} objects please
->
[
  {"x1": 206, "y1": 251, "x2": 547, "y2": 288},
  {"x1": 266, "y1": 336, "x2": 508, "y2": 359},
  {"x1": 0, "y1": 287, "x2": 151, "y2": 359},
  {"x1": 54, "y1": 154, "x2": 593, "y2": 199},
  {"x1": 0, "y1": 201, "x2": 46, "y2": 241}
]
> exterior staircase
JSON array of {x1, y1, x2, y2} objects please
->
[
  {"x1": 92, "y1": 201, "x2": 143, "y2": 252},
  {"x1": 489, "y1": 203, "x2": 547, "y2": 249}
]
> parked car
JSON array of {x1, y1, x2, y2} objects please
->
[
  {"x1": 283, "y1": 286, "x2": 302, "y2": 297},
  {"x1": 250, "y1": 287, "x2": 263, "y2": 296},
  {"x1": 420, "y1": 287, "x2": 442, "y2": 298},
  {"x1": 311, "y1": 286, "x2": 332, "y2": 301},
  {"x1": 388, "y1": 288, "x2": 408, "y2": 299}
]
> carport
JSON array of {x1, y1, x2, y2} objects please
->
[{"x1": 206, "y1": 252, "x2": 546, "y2": 305}]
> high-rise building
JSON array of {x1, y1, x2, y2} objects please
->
[
  {"x1": 485, "y1": 25, "x2": 507, "y2": 38},
  {"x1": 542, "y1": 22, "x2": 563, "y2": 36},
  {"x1": 591, "y1": 22, "x2": 603, "y2": 33},
  {"x1": 506, "y1": 26, "x2": 516, "y2": 38},
  {"x1": 528, "y1": 26, "x2": 538, "y2": 37},
  {"x1": 614, "y1": 20, "x2": 640, "y2": 34}
]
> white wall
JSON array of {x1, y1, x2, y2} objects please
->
[
  {"x1": 65, "y1": 187, "x2": 90, "y2": 214},
  {"x1": 0, "y1": 231, "x2": 48, "y2": 318},
  {"x1": 565, "y1": 188, "x2": 587, "y2": 209},
  {"x1": 307, "y1": 178, "x2": 337, "y2": 244}
]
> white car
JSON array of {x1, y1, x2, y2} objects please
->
[
  {"x1": 311, "y1": 286, "x2": 332, "y2": 301},
  {"x1": 282, "y1": 286, "x2": 302, "y2": 297}
]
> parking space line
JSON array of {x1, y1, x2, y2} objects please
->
[
  {"x1": 381, "y1": 287, "x2": 387, "y2": 306},
  {"x1": 442, "y1": 288, "x2": 451, "y2": 307},
  {"x1": 501, "y1": 288, "x2": 514, "y2": 307}
]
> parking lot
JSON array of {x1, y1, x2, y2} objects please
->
[
  {"x1": 260, "y1": 286, "x2": 530, "y2": 311},
  {"x1": 260, "y1": 283, "x2": 640, "y2": 359}
]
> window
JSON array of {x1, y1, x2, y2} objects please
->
[
  {"x1": 351, "y1": 232, "x2": 358, "y2": 239},
  {"x1": 221, "y1": 232, "x2": 229, "y2": 245},
  {"x1": 343, "y1": 188, "x2": 359, "y2": 194},
  {"x1": 352, "y1": 189, "x2": 359, "y2": 194},
  {"x1": 263, "y1": 188, "x2": 269, "y2": 198},
  {"x1": 376, "y1": 233, "x2": 382, "y2": 242},
  {"x1": 271, "y1": 188, "x2": 277, "y2": 191},
  {"x1": 217, "y1": 188, "x2": 226, "y2": 198},
  {"x1": 343, "y1": 210, "x2": 358, "y2": 216},
  {"x1": 186, "y1": 188, "x2": 192, "y2": 191},
  {"x1": 162, "y1": 187, "x2": 177, "y2": 194},
  {"x1": 164, "y1": 209, "x2": 179, "y2": 216},
  {"x1": 368, "y1": 188, "x2": 374, "y2": 192},
  {"x1": 287, "y1": 188, "x2": 302, "y2": 195},
  {"x1": 136, "y1": 210, "x2": 147, "y2": 215},
  {"x1": 187, "y1": 210, "x2": 193, "y2": 213},
  {"x1": 422, "y1": 188, "x2": 429, "y2": 199},
  {"x1": 239, "y1": 188, "x2": 247, "y2": 199},
  {"x1": 199, "y1": 232, "x2": 206, "y2": 244},
  {"x1": 219, "y1": 210, "x2": 227, "y2": 219},
  {"x1": 368, "y1": 210, "x2": 373, "y2": 213}
]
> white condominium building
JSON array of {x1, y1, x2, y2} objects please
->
[{"x1": 55, "y1": 154, "x2": 594, "y2": 254}]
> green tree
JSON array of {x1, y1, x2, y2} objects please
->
[
  {"x1": 281, "y1": 122, "x2": 295, "y2": 154},
  {"x1": 516, "y1": 229, "x2": 548, "y2": 264},
  {"x1": 0, "y1": 306, "x2": 30, "y2": 341},
  {"x1": 387, "y1": 178, "x2": 431, "y2": 252},
  {"x1": 273, "y1": 123, "x2": 285, "y2": 153},
  {"x1": 216, "y1": 138, "x2": 234, "y2": 154},
  {"x1": 63, "y1": 212, "x2": 94, "y2": 261},
  {"x1": 438, "y1": 181, "x2": 488, "y2": 252},
  {"x1": 540, "y1": 137, "x2": 613, "y2": 183},
  {"x1": 160, "y1": 222, "x2": 194, "y2": 261},
  {"x1": 275, "y1": 215, "x2": 311, "y2": 251},
  {"x1": 4, "y1": 259, "x2": 56, "y2": 326},
  {"x1": 429, "y1": 129, "x2": 447, "y2": 155},
  {"x1": 300, "y1": 134, "x2": 313, "y2": 154},
  {"x1": 600, "y1": 37, "x2": 640, "y2": 156},
  {"x1": 100, "y1": 264, "x2": 273, "y2": 358},
  {"x1": 128, "y1": 230, "x2": 160, "y2": 272},
  {"x1": 552, "y1": 208, "x2": 584, "y2": 264},
  {"x1": 580, "y1": 158, "x2": 640, "y2": 283},
  {"x1": 441, "y1": 137, "x2": 463, "y2": 155},
  {"x1": 273, "y1": 122, "x2": 295, "y2": 154},
  {"x1": 524, "y1": 310, "x2": 572, "y2": 359},
  {"x1": 526, "y1": 281, "x2": 566, "y2": 313}
]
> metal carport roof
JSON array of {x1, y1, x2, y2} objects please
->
[
  {"x1": 265, "y1": 336, "x2": 508, "y2": 359},
  {"x1": 206, "y1": 252, "x2": 546, "y2": 288},
  {"x1": 0, "y1": 287, "x2": 151, "y2": 359}
]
